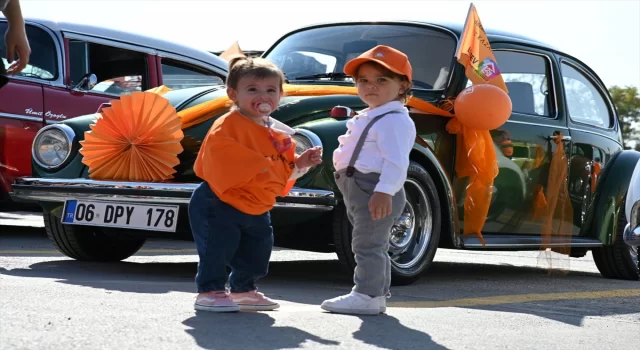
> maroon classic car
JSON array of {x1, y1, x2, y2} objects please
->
[{"x1": 0, "y1": 18, "x2": 228, "y2": 204}]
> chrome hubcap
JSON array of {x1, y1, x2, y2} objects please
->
[{"x1": 388, "y1": 179, "x2": 432, "y2": 269}]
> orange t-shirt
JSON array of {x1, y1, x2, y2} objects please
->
[{"x1": 193, "y1": 110, "x2": 296, "y2": 215}]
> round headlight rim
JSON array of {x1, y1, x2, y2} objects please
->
[
  {"x1": 292, "y1": 128, "x2": 323, "y2": 154},
  {"x1": 32, "y1": 124, "x2": 76, "y2": 170},
  {"x1": 292, "y1": 128, "x2": 323, "y2": 174},
  {"x1": 630, "y1": 200, "x2": 640, "y2": 230}
]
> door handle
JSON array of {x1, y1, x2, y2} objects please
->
[{"x1": 547, "y1": 134, "x2": 571, "y2": 141}]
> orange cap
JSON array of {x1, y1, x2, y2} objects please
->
[{"x1": 344, "y1": 45, "x2": 412, "y2": 82}]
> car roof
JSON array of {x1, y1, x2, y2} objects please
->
[{"x1": 18, "y1": 17, "x2": 229, "y2": 71}]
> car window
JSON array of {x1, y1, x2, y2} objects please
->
[
  {"x1": 276, "y1": 51, "x2": 337, "y2": 75},
  {"x1": 160, "y1": 59, "x2": 224, "y2": 90},
  {"x1": 265, "y1": 24, "x2": 456, "y2": 90},
  {"x1": 561, "y1": 62, "x2": 612, "y2": 128},
  {"x1": 468, "y1": 50, "x2": 552, "y2": 117},
  {"x1": 1, "y1": 23, "x2": 57, "y2": 80},
  {"x1": 90, "y1": 76, "x2": 142, "y2": 94},
  {"x1": 68, "y1": 39, "x2": 148, "y2": 95}
]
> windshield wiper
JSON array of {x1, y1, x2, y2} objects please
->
[{"x1": 293, "y1": 72, "x2": 350, "y2": 80}]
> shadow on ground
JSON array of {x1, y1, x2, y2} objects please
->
[
  {"x1": 2, "y1": 257, "x2": 638, "y2": 328},
  {"x1": 183, "y1": 311, "x2": 341, "y2": 350}
]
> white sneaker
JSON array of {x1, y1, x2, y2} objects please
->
[{"x1": 321, "y1": 291, "x2": 385, "y2": 315}]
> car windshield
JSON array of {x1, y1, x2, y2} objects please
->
[{"x1": 264, "y1": 24, "x2": 457, "y2": 90}]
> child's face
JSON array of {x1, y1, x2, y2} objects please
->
[
  {"x1": 227, "y1": 75, "x2": 282, "y2": 119},
  {"x1": 355, "y1": 63, "x2": 409, "y2": 108}
]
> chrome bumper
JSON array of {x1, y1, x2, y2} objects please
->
[
  {"x1": 11, "y1": 177, "x2": 337, "y2": 210},
  {"x1": 623, "y1": 223, "x2": 640, "y2": 247}
]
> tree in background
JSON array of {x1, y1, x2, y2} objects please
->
[{"x1": 609, "y1": 86, "x2": 640, "y2": 149}]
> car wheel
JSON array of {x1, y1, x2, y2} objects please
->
[
  {"x1": 333, "y1": 161, "x2": 441, "y2": 286},
  {"x1": 43, "y1": 212, "x2": 146, "y2": 261},
  {"x1": 592, "y1": 199, "x2": 639, "y2": 280}
]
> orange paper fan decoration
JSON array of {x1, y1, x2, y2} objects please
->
[{"x1": 79, "y1": 91, "x2": 184, "y2": 182}]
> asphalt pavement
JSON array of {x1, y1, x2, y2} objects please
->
[{"x1": 1, "y1": 212, "x2": 639, "y2": 350}]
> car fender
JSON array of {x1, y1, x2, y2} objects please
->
[
  {"x1": 410, "y1": 140, "x2": 459, "y2": 248},
  {"x1": 297, "y1": 117, "x2": 459, "y2": 248},
  {"x1": 583, "y1": 149, "x2": 640, "y2": 244},
  {"x1": 624, "y1": 158, "x2": 640, "y2": 221}
]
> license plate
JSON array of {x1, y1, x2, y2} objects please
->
[{"x1": 62, "y1": 200, "x2": 179, "y2": 232}]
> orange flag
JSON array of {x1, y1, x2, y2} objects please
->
[{"x1": 455, "y1": 3, "x2": 509, "y2": 93}]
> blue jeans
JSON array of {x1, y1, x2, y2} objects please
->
[{"x1": 188, "y1": 182, "x2": 274, "y2": 293}]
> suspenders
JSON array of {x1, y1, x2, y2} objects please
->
[{"x1": 345, "y1": 110, "x2": 404, "y2": 177}]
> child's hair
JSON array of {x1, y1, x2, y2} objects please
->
[
  {"x1": 226, "y1": 56, "x2": 286, "y2": 92},
  {"x1": 354, "y1": 62, "x2": 412, "y2": 104}
]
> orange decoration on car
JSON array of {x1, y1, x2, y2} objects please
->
[{"x1": 79, "y1": 91, "x2": 184, "y2": 182}]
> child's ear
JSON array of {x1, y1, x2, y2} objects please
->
[
  {"x1": 227, "y1": 87, "x2": 237, "y2": 102},
  {"x1": 399, "y1": 81, "x2": 410, "y2": 94}
]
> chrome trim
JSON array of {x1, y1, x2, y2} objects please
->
[
  {"x1": 0, "y1": 112, "x2": 43, "y2": 123},
  {"x1": 463, "y1": 241, "x2": 603, "y2": 248},
  {"x1": 156, "y1": 51, "x2": 228, "y2": 77},
  {"x1": 506, "y1": 119, "x2": 569, "y2": 129},
  {"x1": 570, "y1": 127, "x2": 622, "y2": 145},
  {"x1": 31, "y1": 125, "x2": 76, "y2": 169},
  {"x1": 623, "y1": 223, "x2": 640, "y2": 247},
  {"x1": 559, "y1": 59, "x2": 617, "y2": 131},
  {"x1": 11, "y1": 178, "x2": 336, "y2": 210},
  {"x1": 494, "y1": 48, "x2": 559, "y2": 120},
  {"x1": 63, "y1": 33, "x2": 157, "y2": 55},
  {"x1": 19, "y1": 20, "x2": 66, "y2": 86},
  {"x1": 293, "y1": 128, "x2": 323, "y2": 149},
  {"x1": 547, "y1": 135, "x2": 572, "y2": 141},
  {"x1": 631, "y1": 201, "x2": 640, "y2": 232}
]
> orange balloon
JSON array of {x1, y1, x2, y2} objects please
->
[{"x1": 454, "y1": 84, "x2": 512, "y2": 130}]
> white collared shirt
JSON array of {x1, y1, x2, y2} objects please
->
[{"x1": 332, "y1": 101, "x2": 416, "y2": 195}]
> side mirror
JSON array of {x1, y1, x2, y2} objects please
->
[{"x1": 73, "y1": 73, "x2": 97, "y2": 91}]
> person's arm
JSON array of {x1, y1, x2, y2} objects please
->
[
  {"x1": 289, "y1": 164, "x2": 309, "y2": 180},
  {"x1": 2, "y1": 0, "x2": 30, "y2": 74}
]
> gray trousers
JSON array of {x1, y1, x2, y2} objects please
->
[{"x1": 335, "y1": 169, "x2": 406, "y2": 297}]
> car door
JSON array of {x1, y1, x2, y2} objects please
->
[
  {"x1": 0, "y1": 21, "x2": 60, "y2": 194},
  {"x1": 473, "y1": 45, "x2": 574, "y2": 237},
  {"x1": 559, "y1": 57, "x2": 622, "y2": 235},
  {"x1": 42, "y1": 34, "x2": 158, "y2": 124}
]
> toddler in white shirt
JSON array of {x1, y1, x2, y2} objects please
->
[{"x1": 321, "y1": 45, "x2": 417, "y2": 315}]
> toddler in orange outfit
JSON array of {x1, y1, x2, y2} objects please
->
[{"x1": 189, "y1": 56, "x2": 322, "y2": 312}]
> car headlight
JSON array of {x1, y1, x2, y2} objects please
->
[
  {"x1": 292, "y1": 128, "x2": 322, "y2": 157},
  {"x1": 631, "y1": 201, "x2": 640, "y2": 230},
  {"x1": 32, "y1": 124, "x2": 76, "y2": 169}
]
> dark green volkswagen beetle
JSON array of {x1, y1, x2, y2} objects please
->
[{"x1": 11, "y1": 21, "x2": 640, "y2": 283}]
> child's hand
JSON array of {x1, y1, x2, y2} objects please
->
[
  {"x1": 369, "y1": 192, "x2": 392, "y2": 220},
  {"x1": 295, "y1": 146, "x2": 323, "y2": 169}
]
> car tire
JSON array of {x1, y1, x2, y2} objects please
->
[
  {"x1": 332, "y1": 161, "x2": 441, "y2": 286},
  {"x1": 43, "y1": 212, "x2": 146, "y2": 261},
  {"x1": 592, "y1": 199, "x2": 639, "y2": 280}
]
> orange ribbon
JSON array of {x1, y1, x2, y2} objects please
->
[{"x1": 149, "y1": 85, "x2": 497, "y2": 240}]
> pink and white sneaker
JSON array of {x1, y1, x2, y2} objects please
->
[
  {"x1": 194, "y1": 291, "x2": 240, "y2": 312},
  {"x1": 230, "y1": 290, "x2": 280, "y2": 311}
]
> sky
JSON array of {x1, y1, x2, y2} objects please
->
[{"x1": 8, "y1": 0, "x2": 640, "y2": 90}]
